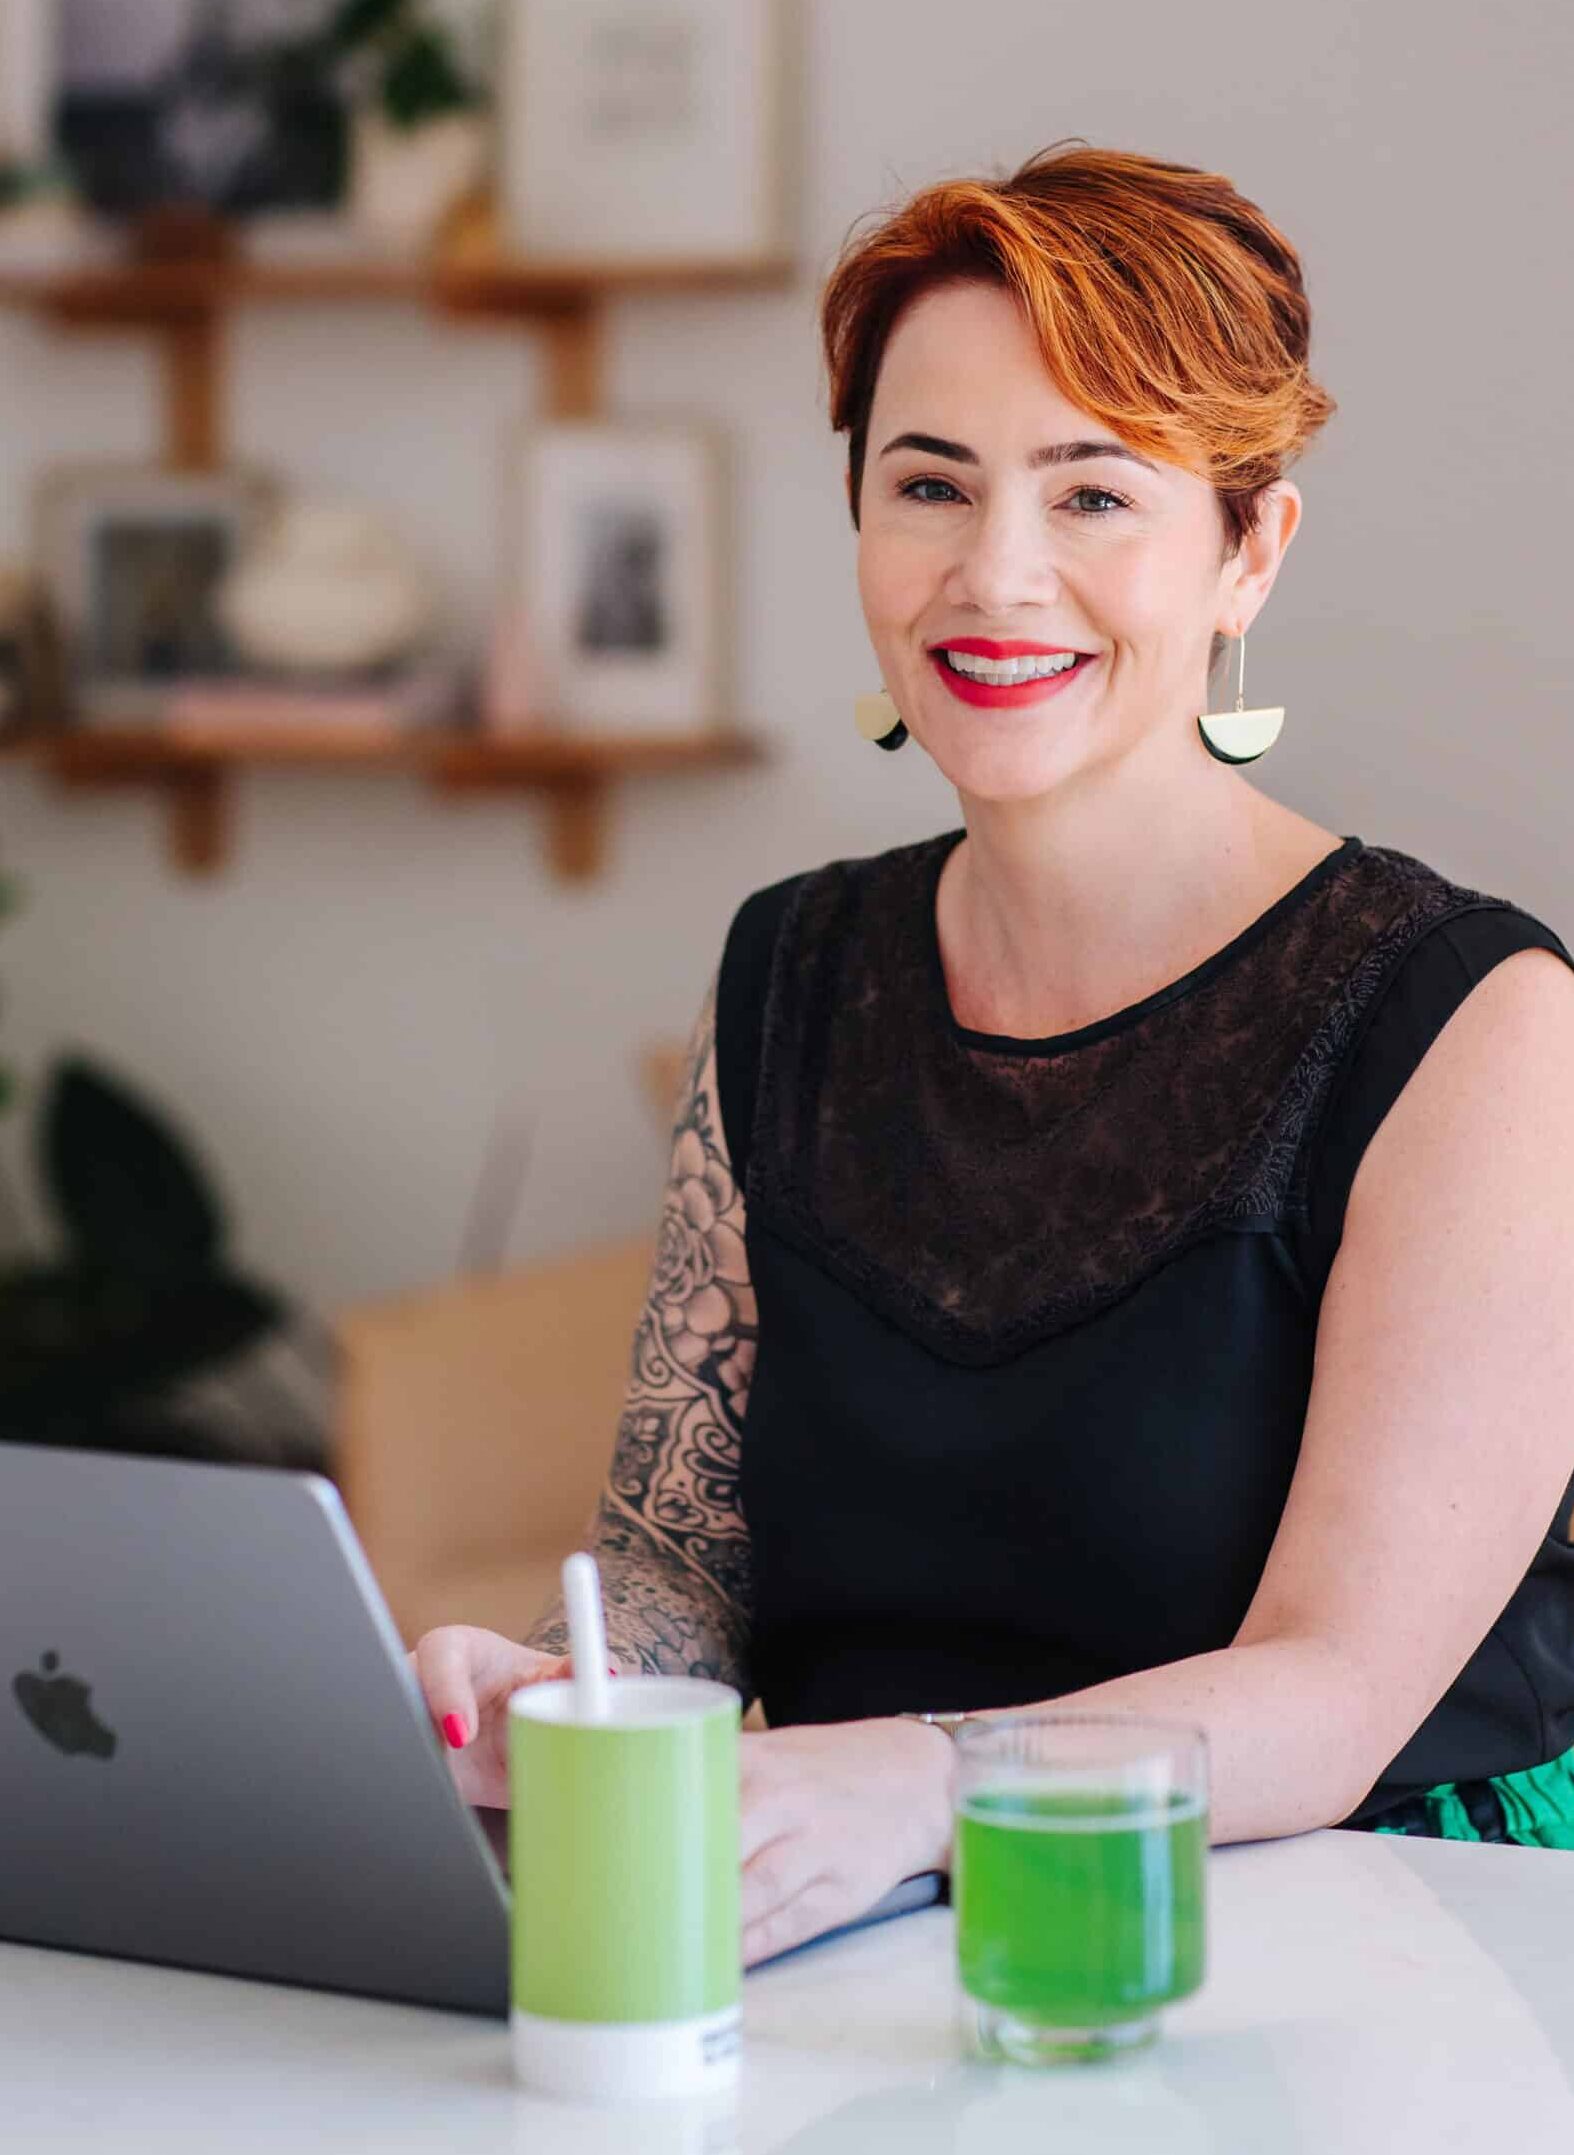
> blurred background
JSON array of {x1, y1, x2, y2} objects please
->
[{"x1": 0, "y1": 0, "x2": 1568, "y2": 1638}]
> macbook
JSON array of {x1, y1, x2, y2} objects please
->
[{"x1": 0, "y1": 1443, "x2": 941, "y2": 2014}]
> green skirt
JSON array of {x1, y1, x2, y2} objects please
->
[{"x1": 1366, "y1": 1736, "x2": 1574, "y2": 1849}]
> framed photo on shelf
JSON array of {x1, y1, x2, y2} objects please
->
[
  {"x1": 504, "y1": 420, "x2": 730, "y2": 736},
  {"x1": 0, "y1": 564, "x2": 62, "y2": 738},
  {"x1": 0, "y1": 0, "x2": 53, "y2": 174},
  {"x1": 499, "y1": 0, "x2": 797, "y2": 263},
  {"x1": 34, "y1": 461, "x2": 276, "y2": 724},
  {"x1": 52, "y1": 0, "x2": 350, "y2": 220}
]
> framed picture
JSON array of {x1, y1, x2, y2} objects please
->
[
  {"x1": 0, "y1": 0, "x2": 54, "y2": 175},
  {"x1": 0, "y1": 563, "x2": 63, "y2": 738},
  {"x1": 34, "y1": 461, "x2": 276, "y2": 724},
  {"x1": 505, "y1": 420, "x2": 730, "y2": 735},
  {"x1": 53, "y1": 0, "x2": 349, "y2": 219},
  {"x1": 499, "y1": 0, "x2": 797, "y2": 263}
]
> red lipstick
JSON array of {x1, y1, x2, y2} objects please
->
[
  {"x1": 936, "y1": 637, "x2": 1080, "y2": 658},
  {"x1": 928, "y1": 637, "x2": 1097, "y2": 709}
]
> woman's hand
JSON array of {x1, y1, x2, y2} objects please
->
[
  {"x1": 739, "y1": 1716, "x2": 955, "y2": 1967},
  {"x1": 409, "y1": 1624, "x2": 614, "y2": 1807},
  {"x1": 412, "y1": 1634, "x2": 954, "y2": 1963}
]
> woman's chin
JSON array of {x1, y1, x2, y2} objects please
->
[{"x1": 916, "y1": 724, "x2": 1094, "y2": 805}]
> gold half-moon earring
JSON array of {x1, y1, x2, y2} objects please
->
[
  {"x1": 1197, "y1": 629, "x2": 1284, "y2": 764},
  {"x1": 854, "y1": 688, "x2": 908, "y2": 752}
]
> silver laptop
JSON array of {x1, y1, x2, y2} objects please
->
[
  {"x1": 0, "y1": 1444, "x2": 942, "y2": 2015},
  {"x1": 1, "y1": 1442, "x2": 511, "y2": 2014}
]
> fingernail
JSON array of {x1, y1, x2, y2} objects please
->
[{"x1": 442, "y1": 1713, "x2": 467, "y2": 1749}]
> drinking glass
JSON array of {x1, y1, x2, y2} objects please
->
[{"x1": 951, "y1": 1712, "x2": 1209, "y2": 2065}]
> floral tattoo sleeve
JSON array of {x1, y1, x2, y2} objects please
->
[{"x1": 527, "y1": 974, "x2": 757, "y2": 1691}]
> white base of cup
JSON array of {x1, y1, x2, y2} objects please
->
[{"x1": 511, "y1": 2003, "x2": 742, "y2": 2101}]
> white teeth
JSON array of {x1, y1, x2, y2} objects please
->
[{"x1": 941, "y1": 649, "x2": 1080, "y2": 683}]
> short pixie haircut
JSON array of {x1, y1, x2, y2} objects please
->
[{"x1": 821, "y1": 141, "x2": 1336, "y2": 667}]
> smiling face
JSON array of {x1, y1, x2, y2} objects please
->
[{"x1": 853, "y1": 278, "x2": 1297, "y2": 804}]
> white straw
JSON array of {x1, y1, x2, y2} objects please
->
[{"x1": 562, "y1": 1552, "x2": 611, "y2": 1722}]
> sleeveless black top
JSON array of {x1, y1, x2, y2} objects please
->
[{"x1": 715, "y1": 829, "x2": 1574, "y2": 1829}]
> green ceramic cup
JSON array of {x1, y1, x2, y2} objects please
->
[{"x1": 508, "y1": 1675, "x2": 742, "y2": 2101}]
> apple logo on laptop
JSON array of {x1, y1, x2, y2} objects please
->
[{"x1": 11, "y1": 1651, "x2": 117, "y2": 1760}]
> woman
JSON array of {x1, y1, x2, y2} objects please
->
[{"x1": 414, "y1": 144, "x2": 1574, "y2": 1966}]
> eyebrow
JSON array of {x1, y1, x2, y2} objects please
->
[{"x1": 877, "y1": 429, "x2": 1160, "y2": 474}]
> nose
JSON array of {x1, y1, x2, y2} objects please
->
[{"x1": 943, "y1": 489, "x2": 1063, "y2": 616}]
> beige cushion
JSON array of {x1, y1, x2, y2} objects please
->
[
  {"x1": 391, "y1": 1552, "x2": 572, "y2": 1653},
  {"x1": 334, "y1": 1233, "x2": 655, "y2": 1645}
]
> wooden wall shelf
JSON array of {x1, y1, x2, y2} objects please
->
[
  {"x1": 0, "y1": 247, "x2": 796, "y2": 325},
  {"x1": 0, "y1": 254, "x2": 423, "y2": 319},
  {"x1": 1, "y1": 727, "x2": 764, "y2": 883},
  {"x1": 0, "y1": 202, "x2": 788, "y2": 877},
  {"x1": 0, "y1": 203, "x2": 795, "y2": 446}
]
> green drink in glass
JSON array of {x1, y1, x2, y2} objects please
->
[{"x1": 952, "y1": 1713, "x2": 1208, "y2": 2064}]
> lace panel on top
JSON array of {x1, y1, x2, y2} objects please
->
[{"x1": 747, "y1": 831, "x2": 1510, "y2": 1367}]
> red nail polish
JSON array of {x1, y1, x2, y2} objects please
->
[{"x1": 442, "y1": 1713, "x2": 467, "y2": 1749}]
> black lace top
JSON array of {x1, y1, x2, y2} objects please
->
[{"x1": 716, "y1": 829, "x2": 1574, "y2": 1827}]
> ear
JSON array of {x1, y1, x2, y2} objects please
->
[{"x1": 1220, "y1": 480, "x2": 1302, "y2": 636}]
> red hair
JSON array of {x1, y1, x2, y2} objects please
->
[{"x1": 821, "y1": 139, "x2": 1336, "y2": 592}]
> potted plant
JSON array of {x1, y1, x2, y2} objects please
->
[
  {"x1": 0, "y1": 868, "x2": 329, "y2": 1470},
  {"x1": 328, "y1": 0, "x2": 489, "y2": 256}
]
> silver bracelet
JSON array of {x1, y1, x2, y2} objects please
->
[{"x1": 899, "y1": 1710, "x2": 972, "y2": 1740}]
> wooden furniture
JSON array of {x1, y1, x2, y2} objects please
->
[
  {"x1": 0, "y1": 204, "x2": 794, "y2": 462},
  {"x1": 333, "y1": 1232, "x2": 656, "y2": 1648},
  {"x1": 0, "y1": 204, "x2": 786, "y2": 880},
  {"x1": 1, "y1": 722, "x2": 762, "y2": 881}
]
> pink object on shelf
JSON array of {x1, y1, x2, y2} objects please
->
[
  {"x1": 481, "y1": 607, "x2": 537, "y2": 735},
  {"x1": 162, "y1": 668, "x2": 459, "y2": 747}
]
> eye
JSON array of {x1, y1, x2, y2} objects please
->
[
  {"x1": 1065, "y1": 485, "x2": 1132, "y2": 516},
  {"x1": 896, "y1": 475, "x2": 965, "y2": 504}
]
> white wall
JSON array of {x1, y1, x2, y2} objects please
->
[{"x1": 2, "y1": 0, "x2": 1569, "y2": 1314}]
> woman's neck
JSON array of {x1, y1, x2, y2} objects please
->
[{"x1": 937, "y1": 756, "x2": 1340, "y2": 1040}]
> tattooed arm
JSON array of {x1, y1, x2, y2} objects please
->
[
  {"x1": 523, "y1": 972, "x2": 757, "y2": 1695},
  {"x1": 408, "y1": 978, "x2": 756, "y2": 1790}
]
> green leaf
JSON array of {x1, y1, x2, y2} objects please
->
[
  {"x1": 382, "y1": 25, "x2": 474, "y2": 126},
  {"x1": 326, "y1": 0, "x2": 411, "y2": 54},
  {"x1": 39, "y1": 1056, "x2": 227, "y2": 1280}
]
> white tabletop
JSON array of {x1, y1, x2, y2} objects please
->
[{"x1": 5, "y1": 1828, "x2": 1573, "y2": 2153}]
